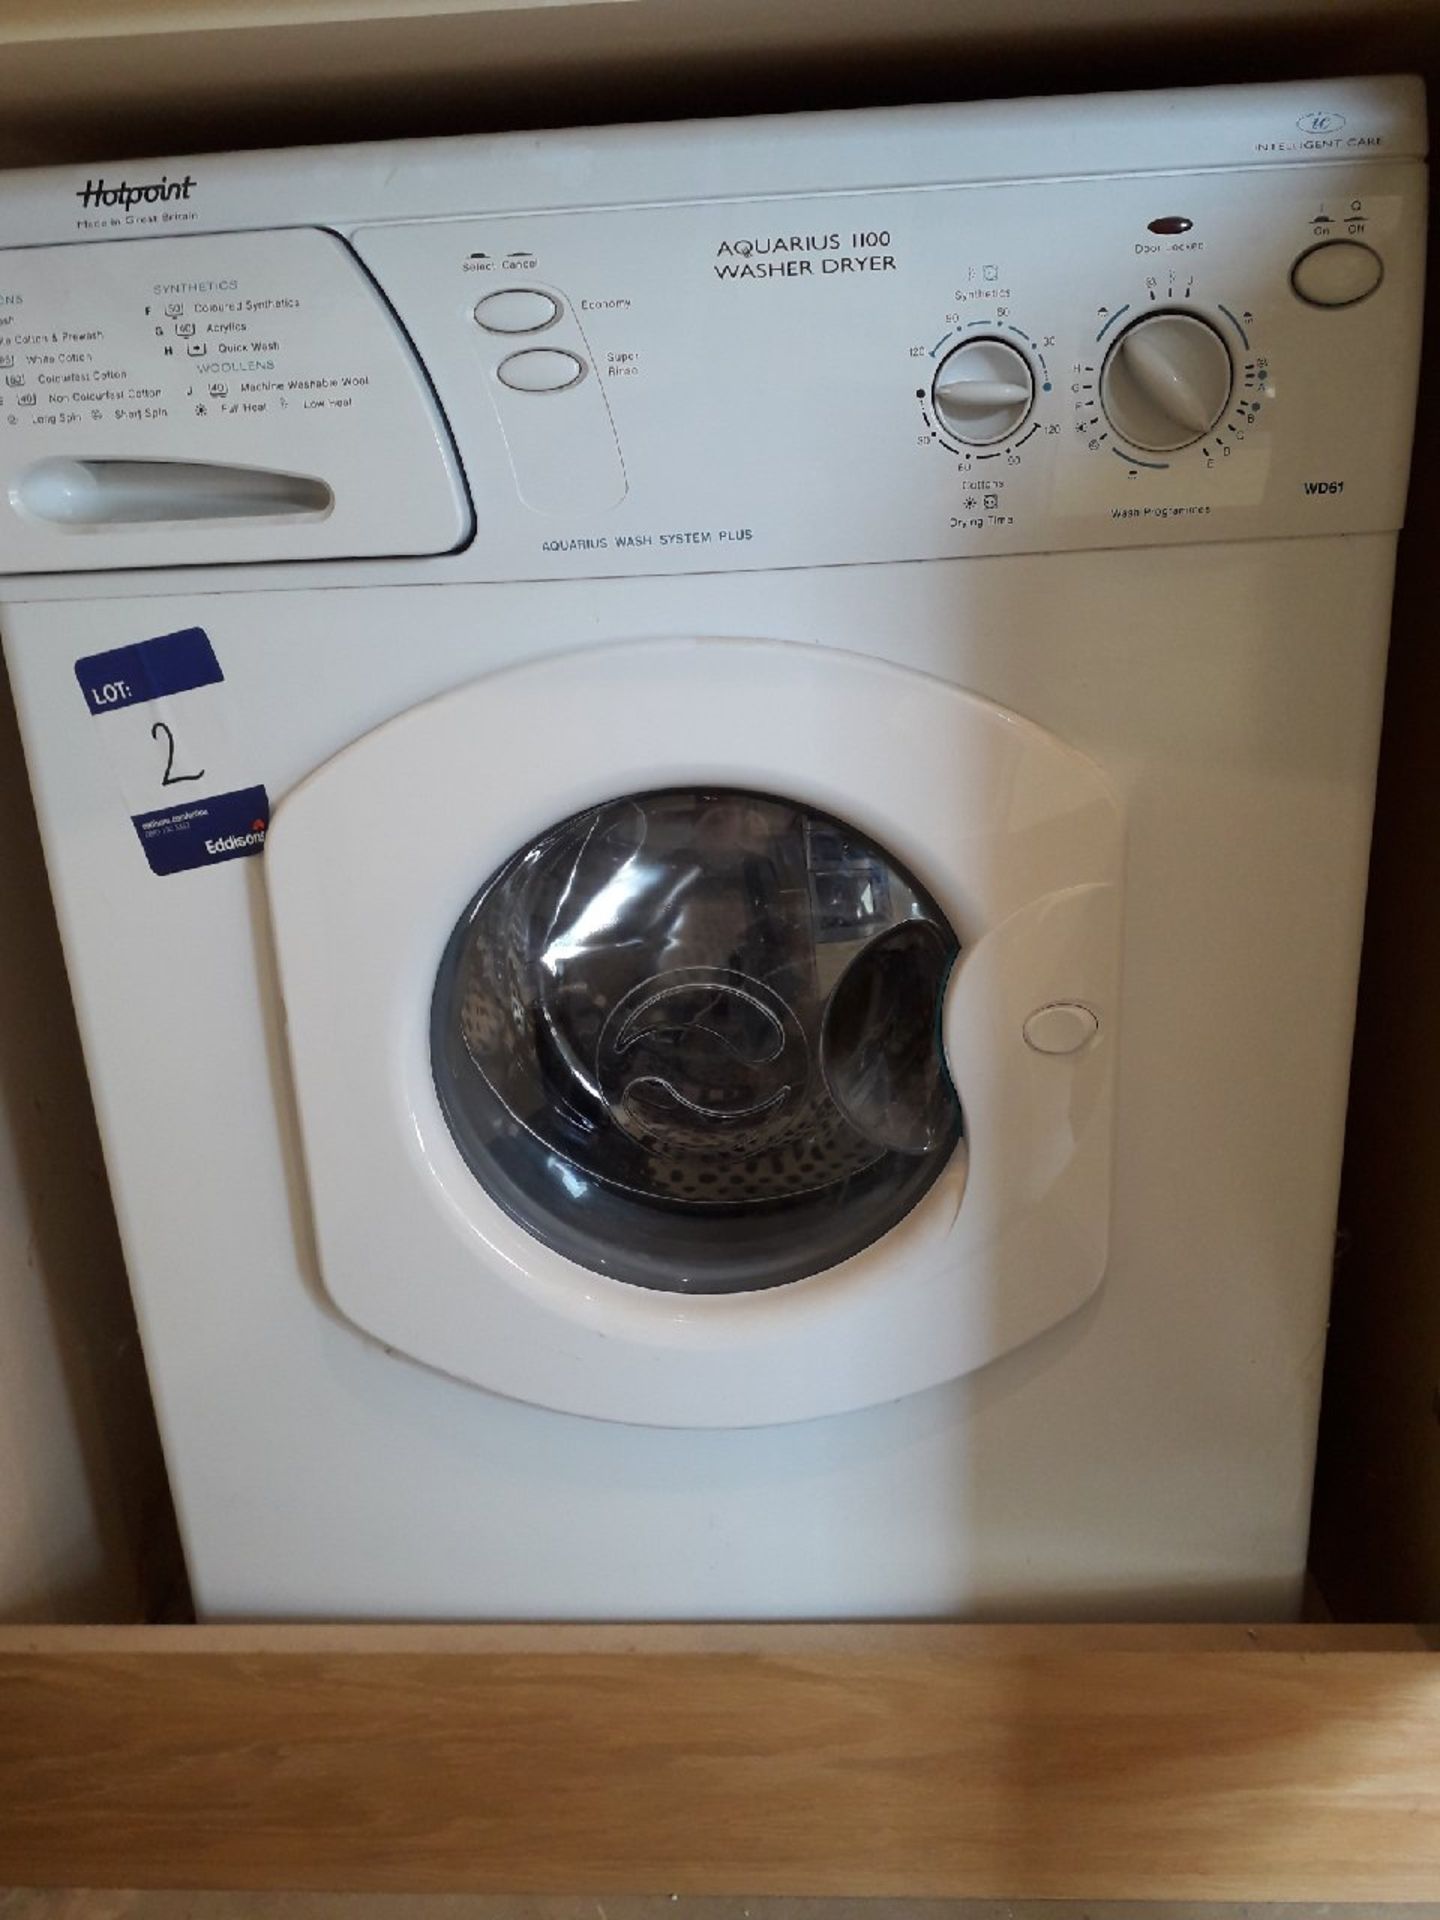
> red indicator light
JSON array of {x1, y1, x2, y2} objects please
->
[{"x1": 1148, "y1": 216, "x2": 1194, "y2": 235}]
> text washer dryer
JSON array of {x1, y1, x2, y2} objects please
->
[{"x1": 0, "y1": 77, "x2": 1424, "y2": 1619}]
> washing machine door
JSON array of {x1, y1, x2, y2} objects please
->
[
  {"x1": 267, "y1": 637, "x2": 1123, "y2": 1426},
  {"x1": 430, "y1": 784, "x2": 965, "y2": 1297}
]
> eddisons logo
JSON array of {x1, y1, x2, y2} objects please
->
[{"x1": 204, "y1": 818, "x2": 268, "y2": 857}]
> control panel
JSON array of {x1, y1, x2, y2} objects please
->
[
  {"x1": 355, "y1": 157, "x2": 1421, "y2": 578},
  {"x1": 0, "y1": 228, "x2": 469, "y2": 572},
  {"x1": 0, "y1": 154, "x2": 1423, "y2": 577}
]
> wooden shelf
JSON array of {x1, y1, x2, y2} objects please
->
[{"x1": 2, "y1": 1622, "x2": 1438, "y2": 1895}]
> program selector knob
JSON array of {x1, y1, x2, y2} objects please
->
[
  {"x1": 932, "y1": 338, "x2": 1035, "y2": 445},
  {"x1": 1099, "y1": 311, "x2": 1233, "y2": 453}
]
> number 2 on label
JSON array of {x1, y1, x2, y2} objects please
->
[{"x1": 151, "y1": 719, "x2": 205, "y2": 788}]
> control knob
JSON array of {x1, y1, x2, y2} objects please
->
[
  {"x1": 932, "y1": 338, "x2": 1035, "y2": 445},
  {"x1": 1099, "y1": 312, "x2": 1233, "y2": 452}
]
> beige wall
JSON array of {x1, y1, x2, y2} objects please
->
[
  {"x1": 0, "y1": 663, "x2": 172, "y2": 1622},
  {"x1": 1311, "y1": 115, "x2": 1440, "y2": 1620},
  {"x1": 0, "y1": 0, "x2": 1429, "y2": 169}
]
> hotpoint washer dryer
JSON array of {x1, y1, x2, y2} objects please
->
[{"x1": 0, "y1": 76, "x2": 1424, "y2": 1619}]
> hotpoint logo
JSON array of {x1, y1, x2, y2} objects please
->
[{"x1": 75, "y1": 173, "x2": 196, "y2": 211}]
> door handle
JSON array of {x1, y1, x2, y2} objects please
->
[{"x1": 14, "y1": 458, "x2": 333, "y2": 526}]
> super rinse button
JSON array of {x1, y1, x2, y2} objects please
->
[
  {"x1": 497, "y1": 348, "x2": 587, "y2": 393},
  {"x1": 474, "y1": 288, "x2": 562, "y2": 334}
]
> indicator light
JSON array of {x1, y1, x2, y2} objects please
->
[{"x1": 1148, "y1": 216, "x2": 1194, "y2": 235}]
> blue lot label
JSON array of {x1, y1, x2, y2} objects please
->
[
  {"x1": 75, "y1": 627, "x2": 268, "y2": 877},
  {"x1": 75, "y1": 625, "x2": 223, "y2": 713}
]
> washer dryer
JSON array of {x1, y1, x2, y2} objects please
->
[{"x1": 0, "y1": 77, "x2": 1425, "y2": 1618}]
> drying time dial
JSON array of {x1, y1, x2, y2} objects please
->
[
  {"x1": 931, "y1": 338, "x2": 1035, "y2": 445},
  {"x1": 916, "y1": 321, "x2": 1055, "y2": 472}
]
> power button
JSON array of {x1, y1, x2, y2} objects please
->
[{"x1": 1291, "y1": 240, "x2": 1384, "y2": 308}]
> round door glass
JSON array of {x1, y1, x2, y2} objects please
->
[{"x1": 432, "y1": 788, "x2": 963, "y2": 1294}]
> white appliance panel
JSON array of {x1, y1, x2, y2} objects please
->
[
  {"x1": 2, "y1": 534, "x2": 1394, "y2": 1617},
  {"x1": 0, "y1": 77, "x2": 1422, "y2": 1618}
]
